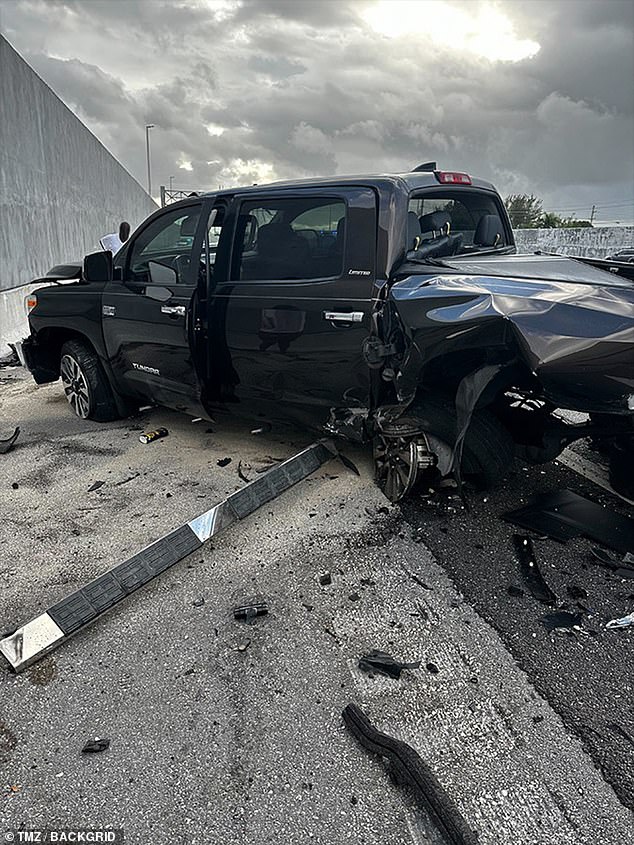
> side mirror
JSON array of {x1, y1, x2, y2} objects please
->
[{"x1": 83, "y1": 250, "x2": 113, "y2": 282}]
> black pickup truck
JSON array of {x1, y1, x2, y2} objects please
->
[{"x1": 18, "y1": 167, "x2": 634, "y2": 500}]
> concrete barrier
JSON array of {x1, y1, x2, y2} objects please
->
[
  {"x1": 0, "y1": 36, "x2": 157, "y2": 350},
  {"x1": 514, "y1": 226, "x2": 634, "y2": 259}
]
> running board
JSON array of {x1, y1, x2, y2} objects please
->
[{"x1": 0, "y1": 439, "x2": 337, "y2": 673}]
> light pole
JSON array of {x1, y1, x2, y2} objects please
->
[
  {"x1": 169, "y1": 175, "x2": 174, "y2": 192},
  {"x1": 145, "y1": 123, "x2": 154, "y2": 196}
]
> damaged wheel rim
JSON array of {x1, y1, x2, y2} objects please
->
[
  {"x1": 60, "y1": 354, "x2": 91, "y2": 419},
  {"x1": 373, "y1": 434, "x2": 420, "y2": 502}
]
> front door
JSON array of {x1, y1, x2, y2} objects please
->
[
  {"x1": 207, "y1": 188, "x2": 377, "y2": 429},
  {"x1": 102, "y1": 201, "x2": 208, "y2": 417}
]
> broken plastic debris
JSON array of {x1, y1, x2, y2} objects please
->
[
  {"x1": 508, "y1": 585, "x2": 525, "y2": 598},
  {"x1": 589, "y1": 547, "x2": 634, "y2": 579},
  {"x1": 0, "y1": 426, "x2": 19, "y2": 455},
  {"x1": 505, "y1": 490, "x2": 634, "y2": 553},
  {"x1": 238, "y1": 461, "x2": 251, "y2": 483},
  {"x1": 339, "y1": 453, "x2": 360, "y2": 476},
  {"x1": 251, "y1": 423, "x2": 272, "y2": 435},
  {"x1": 87, "y1": 480, "x2": 105, "y2": 492},
  {"x1": 319, "y1": 572, "x2": 332, "y2": 586},
  {"x1": 606, "y1": 611, "x2": 634, "y2": 630},
  {"x1": 358, "y1": 650, "x2": 420, "y2": 679},
  {"x1": 81, "y1": 738, "x2": 110, "y2": 754},
  {"x1": 541, "y1": 610, "x2": 583, "y2": 631},
  {"x1": 192, "y1": 596, "x2": 205, "y2": 608},
  {"x1": 513, "y1": 534, "x2": 557, "y2": 605},
  {"x1": 217, "y1": 457, "x2": 232, "y2": 467},
  {"x1": 233, "y1": 601, "x2": 268, "y2": 623},
  {"x1": 139, "y1": 427, "x2": 169, "y2": 444}
]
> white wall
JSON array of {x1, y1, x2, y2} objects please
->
[
  {"x1": 0, "y1": 36, "x2": 157, "y2": 348},
  {"x1": 513, "y1": 226, "x2": 634, "y2": 258}
]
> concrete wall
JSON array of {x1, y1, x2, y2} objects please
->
[
  {"x1": 514, "y1": 226, "x2": 634, "y2": 258},
  {"x1": 0, "y1": 35, "x2": 157, "y2": 347}
]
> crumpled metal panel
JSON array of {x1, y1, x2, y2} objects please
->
[{"x1": 389, "y1": 259, "x2": 634, "y2": 414}]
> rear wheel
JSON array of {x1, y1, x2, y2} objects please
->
[{"x1": 60, "y1": 340, "x2": 120, "y2": 422}]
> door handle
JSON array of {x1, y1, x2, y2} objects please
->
[
  {"x1": 161, "y1": 305, "x2": 186, "y2": 317},
  {"x1": 322, "y1": 311, "x2": 364, "y2": 324}
]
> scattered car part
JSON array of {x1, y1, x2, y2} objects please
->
[
  {"x1": 589, "y1": 547, "x2": 634, "y2": 579},
  {"x1": 87, "y1": 480, "x2": 105, "y2": 492},
  {"x1": 237, "y1": 461, "x2": 251, "y2": 483},
  {"x1": 0, "y1": 439, "x2": 336, "y2": 672},
  {"x1": 217, "y1": 457, "x2": 231, "y2": 467},
  {"x1": 606, "y1": 611, "x2": 634, "y2": 630},
  {"x1": 251, "y1": 423, "x2": 272, "y2": 435},
  {"x1": 358, "y1": 650, "x2": 420, "y2": 679},
  {"x1": 81, "y1": 738, "x2": 110, "y2": 754},
  {"x1": 233, "y1": 601, "x2": 268, "y2": 622},
  {"x1": 609, "y1": 439, "x2": 634, "y2": 500},
  {"x1": 541, "y1": 610, "x2": 584, "y2": 631},
  {"x1": 0, "y1": 427, "x2": 20, "y2": 455},
  {"x1": 343, "y1": 703, "x2": 479, "y2": 845},
  {"x1": 513, "y1": 534, "x2": 557, "y2": 605},
  {"x1": 505, "y1": 490, "x2": 634, "y2": 553},
  {"x1": 139, "y1": 427, "x2": 169, "y2": 444},
  {"x1": 339, "y1": 453, "x2": 360, "y2": 476},
  {"x1": 319, "y1": 572, "x2": 332, "y2": 586}
]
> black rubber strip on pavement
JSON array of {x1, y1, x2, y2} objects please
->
[{"x1": 342, "y1": 702, "x2": 480, "y2": 845}]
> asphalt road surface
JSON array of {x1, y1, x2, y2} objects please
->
[{"x1": 1, "y1": 366, "x2": 632, "y2": 844}]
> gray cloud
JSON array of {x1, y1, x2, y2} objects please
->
[{"x1": 1, "y1": 0, "x2": 632, "y2": 221}]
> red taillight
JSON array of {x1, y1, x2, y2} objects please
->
[
  {"x1": 26, "y1": 295, "x2": 37, "y2": 312},
  {"x1": 435, "y1": 171, "x2": 472, "y2": 185}
]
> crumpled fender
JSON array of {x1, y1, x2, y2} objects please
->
[{"x1": 387, "y1": 273, "x2": 634, "y2": 414}]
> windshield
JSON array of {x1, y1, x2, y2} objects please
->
[{"x1": 407, "y1": 189, "x2": 512, "y2": 260}]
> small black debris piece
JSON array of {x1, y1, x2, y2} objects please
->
[
  {"x1": 319, "y1": 572, "x2": 332, "y2": 586},
  {"x1": 238, "y1": 461, "x2": 251, "y2": 483},
  {"x1": 358, "y1": 650, "x2": 420, "y2": 679},
  {"x1": 607, "y1": 722, "x2": 634, "y2": 748},
  {"x1": 343, "y1": 703, "x2": 479, "y2": 845},
  {"x1": 541, "y1": 610, "x2": 583, "y2": 631},
  {"x1": 410, "y1": 573, "x2": 433, "y2": 591},
  {"x1": 589, "y1": 547, "x2": 634, "y2": 578},
  {"x1": 425, "y1": 662, "x2": 439, "y2": 674},
  {"x1": 302, "y1": 603, "x2": 314, "y2": 612},
  {"x1": 505, "y1": 490, "x2": 634, "y2": 553},
  {"x1": 508, "y1": 585, "x2": 525, "y2": 598},
  {"x1": 192, "y1": 596, "x2": 205, "y2": 608},
  {"x1": 81, "y1": 738, "x2": 110, "y2": 754},
  {"x1": 234, "y1": 602, "x2": 268, "y2": 623},
  {"x1": 513, "y1": 534, "x2": 557, "y2": 605},
  {"x1": 360, "y1": 578, "x2": 376, "y2": 587},
  {"x1": 339, "y1": 453, "x2": 360, "y2": 476},
  {"x1": 567, "y1": 584, "x2": 588, "y2": 601},
  {"x1": 11, "y1": 482, "x2": 18, "y2": 490},
  {"x1": 217, "y1": 457, "x2": 232, "y2": 467},
  {"x1": 87, "y1": 480, "x2": 105, "y2": 492},
  {"x1": 0, "y1": 426, "x2": 20, "y2": 455},
  {"x1": 349, "y1": 592, "x2": 361, "y2": 602}
]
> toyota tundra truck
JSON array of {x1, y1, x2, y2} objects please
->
[{"x1": 17, "y1": 165, "x2": 634, "y2": 500}]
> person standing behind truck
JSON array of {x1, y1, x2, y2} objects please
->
[{"x1": 99, "y1": 221, "x2": 131, "y2": 254}]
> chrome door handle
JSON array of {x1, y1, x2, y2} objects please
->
[
  {"x1": 161, "y1": 305, "x2": 186, "y2": 317},
  {"x1": 322, "y1": 311, "x2": 364, "y2": 323}
]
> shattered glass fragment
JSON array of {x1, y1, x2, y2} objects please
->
[{"x1": 606, "y1": 611, "x2": 634, "y2": 630}]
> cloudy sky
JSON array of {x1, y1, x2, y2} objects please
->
[{"x1": 1, "y1": 0, "x2": 633, "y2": 223}]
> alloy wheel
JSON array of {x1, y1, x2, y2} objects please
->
[{"x1": 60, "y1": 354, "x2": 91, "y2": 419}]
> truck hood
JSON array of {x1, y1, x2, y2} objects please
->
[{"x1": 388, "y1": 260, "x2": 634, "y2": 414}]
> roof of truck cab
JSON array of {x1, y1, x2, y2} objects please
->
[{"x1": 198, "y1": 171, "x2": 499, "y2": 199}]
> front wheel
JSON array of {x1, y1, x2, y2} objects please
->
[{"x1": 60, "y1": 340, "x2": 120, "y2": 422}]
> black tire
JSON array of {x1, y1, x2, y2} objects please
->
[
  {"x1": 59, "y1": 339, "x2": 120, "y2": 422},
  {"x1": 409, "y1": 395, "x2": 515, "y2": 487}
]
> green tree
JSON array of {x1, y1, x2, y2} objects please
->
[
  {"x1": 504, "y1": 194, "x2": 543, "y2": 228},
  {"x1": 540, "y1": 212, "x2": 563, "y2": 228}
]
